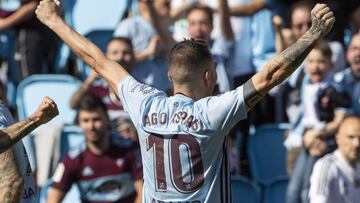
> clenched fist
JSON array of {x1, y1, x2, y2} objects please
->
[
  {"x1": 308, "y1": 4, "x2": 335, "y2": 39},
  {"x1": 35, "y1": 0, "x2": 61, "y2": 27},
  {"x1": 31, "y1": 97, "x2": 59, "y2": 125}
]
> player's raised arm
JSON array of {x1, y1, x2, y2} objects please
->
[
  {"x1": 35, "y1": 0, "x2": 128, "y2": 91},
  {"x1": 243, "y1": 3, "x2": 335, "y2": 112}
]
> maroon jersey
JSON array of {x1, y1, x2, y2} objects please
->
[
  {"x1": 51, "y1": 136, "x2": 142, "y2": 203},
  {"x1": 89, "y1": 79, "x2": 126, "y2": 120}
]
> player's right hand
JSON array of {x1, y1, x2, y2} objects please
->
[
  {"x1": 35, "y1": 0, "x2": 61, "y2": 27},
  {"x1": 31, "y1": 97, "x2": 59, "y2": 125},
  {"x1": 308, "y1": 4, "x2": 335, "y2": 39}
]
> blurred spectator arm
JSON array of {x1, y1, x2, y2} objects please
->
[
  {"x1": 69, "y1": 70, "x2": 98, "y2": 109},
  {"x1": 0, "y1": 1, "x2": 38, "y2": 31},
  {"x1": 143, "y1": 0, "x2": 176, "y2": 51},
  {"x1": 228, "y1": 0, "x2": 266, "y2": 17},
  {"x1": 303, "y1": 110, "x2": 346, "y2": 156},
  {"x1": 273, "y1": 15, "x2": 286, "y2": 54},
  {"x1": 219, "y1": 0, "x2": 234, "y2": 40},
  {"x1": 47, "y1": 187, "x2": 64, "y2": 203},
  {"x1": 134, "y1": 179, "x2": 143, "y2": 203},
  {"x1": 134, "y1": 35, "x2": 160, "y2": 63},
  {"x1": 273, "y1": 15, "x2": 296, "y2": 54},
  {"x1": 317, "y1": 110, "x2": 346, "y2": 138},
  {"x1": 170, "y1": 1, "x2": 198, "y2": 21}
]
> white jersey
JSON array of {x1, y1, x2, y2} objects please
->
[
  {"x1": 309, "y1": 150, "x2": 360, "y2": 203},
  {"x1": 0, "y1": 102, "x2": 36, "y2": 203},
  {"x1": 118, "y1": 76, "x2": 247, "y2": 203}
]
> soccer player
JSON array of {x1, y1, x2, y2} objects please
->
[
  {"x1": 309, "y1": 116, "x2": 360, "y2": 203},
  {"x1": 36, "y1": 0, "x2": 335, "y2": 202},
  {"x1": 0, "y1": 96, "x2": 59, "y2": 203}
]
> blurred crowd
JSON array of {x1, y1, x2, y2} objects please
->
[{"x1": 0, "y1": 0, "x2": 360, "y2": 202}]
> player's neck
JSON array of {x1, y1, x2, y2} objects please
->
[
  {"x1": 87, "y1": 135, "x2": 110, "y2": 156},
  {"x1": 173, "y1": 86, "x2": 210, "y2": 100}
]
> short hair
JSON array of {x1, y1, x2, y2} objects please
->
[
  {"x1": 107, "y1": 37, "x2": 133, "y2": 51},
  {"x1": 289, "y1": 0, "x2": 314, "y2": 23},
  {"x1": 168, "y1": 39, "x2": 214, "y2": 85},
  {"x1": 75, "y1": 94, "x2": 108, "y2": 124},
  {"x1": 186, "y1": 5, "x2": 213, "y2": 25},
  {"x1": 312, "y1": 41, "x2": 332, "y2": 60}
]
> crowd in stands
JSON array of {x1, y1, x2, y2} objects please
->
[{"x1": 0, "y1": 0, "x2": 360, "y2": 202}]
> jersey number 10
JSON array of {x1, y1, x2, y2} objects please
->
[{"x1": 147, "y1": 134, "x2": 205, "y2": 193}]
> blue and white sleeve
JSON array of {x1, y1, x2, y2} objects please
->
[{"x1": 197, "y1": 86, "x2": 247, "y2": 134}]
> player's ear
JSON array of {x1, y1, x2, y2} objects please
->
[
  {"x1": 168, "y1": 72, "x2": 173, "y2": 82},
  {"x1": 204, "y1": 69, "x2": 211, "y2": 87}
]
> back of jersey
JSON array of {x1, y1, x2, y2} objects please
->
[{"x1": 118, "y1": 76, "x2": 247, "y2": 203}]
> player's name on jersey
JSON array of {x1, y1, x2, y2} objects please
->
[
  {"x1": 22, "y1": 187, "x2": 36, "y2": 199},
  {"x1": 143, "y1": 111, "x2": 200, "y2": 131},
  {"x1": 151, "y1": 198, "x2": 201, "y2": 203}
]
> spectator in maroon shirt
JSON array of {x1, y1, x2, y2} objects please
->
[
  {"x1": 48, "y1": 94, "x2": 143, "y2": 203},
  {"x1": 69, "y1": 37, "x2": 135, "y2": 120}
]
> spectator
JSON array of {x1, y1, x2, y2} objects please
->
[
  {"x1": 69, "y1": 37, "x2": 134, "y2": 120},
  {"x1": 113, "y1": 0, "x2": 171, "y2": 91},
  {"x1": 0, "y1": 96, "x2": 58, "y2": 202},
  {"x1": 286, "y1": 41, "x2": 349, "y2": 203},
  {"x1": 48, "y1": 95, "x2": 143, "y2": 203},
  {"x1": 309, "y1": 116, "x2": 360, "y2": 203},
  {"x1": 0, "y1": 0, "x2": 57, "y2": 83},
  {"x1": 333, "y1": 34, "x2": 360, "y2": 117}
]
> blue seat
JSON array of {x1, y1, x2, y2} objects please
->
[
  {"x1": 60, "y1": 125, "x2": 85, "y2": 159},
  {"x1": 38, "y1": 179, "x2": 81, "y2": 203},
  {"x1": 247, "y1": 123, "x2": 291, "y2": 184},
  {"x1": 231, "y1": 176, "x2": 261, "y2": 203},
  {"x1": 263, "y1": 176, "x2": 289, "y2": 203},
  {"x1": 16, "y1": 75, "x2": 81, "y2": 171},
  {"x1": 16, "y1": 74, "x2": 81, "y2": 124}
]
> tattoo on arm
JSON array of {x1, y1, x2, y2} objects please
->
[
  {"x1": 0, "y1": 117, "x2": 39, "y2": 153},
  {"x1": 253, "y1": 31, "x2": 316, "y2": 96},
  {"x1": 0, "y1": 149, "x2": 24, "y2": 203},
  {"x1": 244, "y1": 79, "x2": 263, "y2": 112}
]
